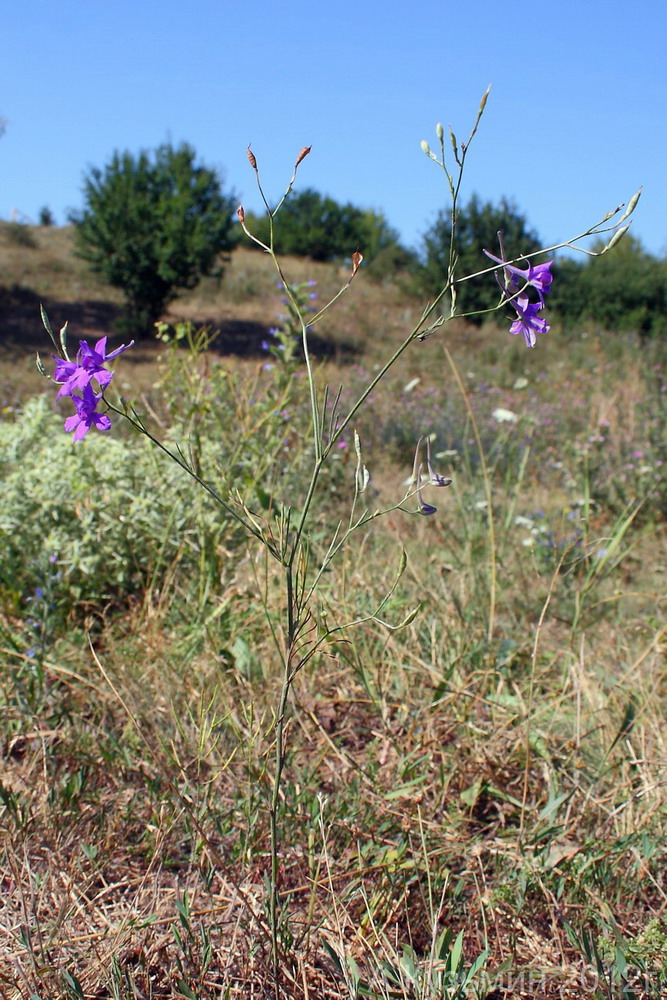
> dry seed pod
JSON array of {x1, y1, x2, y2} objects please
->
[
  {"x1": 246, "y1": 146, "x2": 257, "y2": 170},
  {"x1": 237, "y1": 205, "x2": 245, "y2": 224},
  {"x1": 295, "y1": 145, "x2": 312, "y2": 167}
]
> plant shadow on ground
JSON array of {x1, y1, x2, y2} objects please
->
[
  {"x1": 208, "y1": 317, "x2": 359, "y2": 361},
  {"x1": 0, "y1": 286, "x2": 359, "y2": 364},
  {"x1": 0, "y1": 285, "x2": 122, "y2": 350}
]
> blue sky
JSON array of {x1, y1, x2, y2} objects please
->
[{"x1": 2, "y1": 0, "x2": 665, "y2": 256}]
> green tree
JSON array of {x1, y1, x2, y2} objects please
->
[
  {"x1": 74, "y1": 143, "x2": 238, "y2": 336},
  {"x1": 418, "y1": 194, "x2": 543, "y2": 321},
  {"x1": 38, "y1": 206, "x2": 55, "y2": 227},
  {"x1": 246, "y1": 187, "x2": 407, "y2": 267},
  {"x1": 550, "y1": 235, "x2": 667, "y2": 340}
]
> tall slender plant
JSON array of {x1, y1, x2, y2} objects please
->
[{"x1": 38, "y1": 89, "x2": 639, "y2": 995}]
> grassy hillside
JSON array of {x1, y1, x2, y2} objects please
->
[
  {"x1": 1, "y1": 222, "x2": 667, "y2": 998},
  {"x1": 0, "y1": 220, "x2": 418, "y2": 352}
]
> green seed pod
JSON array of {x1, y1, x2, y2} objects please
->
[
  {"x1": 619, "y1": 187, "x2": 642, "y2": 222},
  {"x1": 604, "y1": 224, "x2": 631, "y2": 252}
]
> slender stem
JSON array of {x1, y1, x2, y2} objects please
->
[
  {"x1": 107, "y1": 401, "x2": 272, "y2": 550},
  {"x1": 443, "y1": 346, "x2": 497, "y2": 641},
  {"x1": 269, "y1": 562, "x2": 298, "y2": 997}
]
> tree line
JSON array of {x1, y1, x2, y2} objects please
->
[{"x1": 64, "y1": 142, "x2": 666, "y2": 339}]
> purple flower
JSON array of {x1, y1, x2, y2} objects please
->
[
  {"x1": 63, "y1": 384, "x2": 112, "y2": 441},
  {"x1": 53, "y1": 336, "x2": 133, "y2": 398},
  {"x1": 484, "y1": 250, "x2": 553, "y2": 305},
  {"x1": 80, "y1": 336, "x2": 133, "y2": 369},
  {"x1": 425, "y1": 437, "x2": 452, "y2": 487},
  {"x1": 509, "y1": 295, "x2": 550, "y2": 348},
  {"x1": 410, "y1": 437, "x2": 453, "y2": 515}
]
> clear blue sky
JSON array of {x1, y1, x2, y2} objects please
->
[{"x1": 2, "y1": 0, "x2": 665, "y2": 256}]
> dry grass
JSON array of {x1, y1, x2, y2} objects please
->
[{"x1": 2, "y1": 227, "x2": 667, "y2": 998}]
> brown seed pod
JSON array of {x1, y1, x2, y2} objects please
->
[{"x1": 295, "y1": 145, "x2": 312, "y2": 168}]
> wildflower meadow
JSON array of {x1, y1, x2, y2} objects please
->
[{"x1": 1, "y1": 92, "x2": 666, "y2": 999}]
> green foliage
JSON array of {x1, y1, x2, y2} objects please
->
[
  {"x1": 0, "y1": 367, "x2": 303, "y2": 614},
  {"x1": 418, "y1": 194, "x2": 543, "y2": 320},
  {"x1": 0, "y1": 396, "x2": 231, "y2": 608},
  {"x1": 550, "y1": 235, "x2": 667, "y2": 340},
  {"x1": 245, "y1": 186, "x2": 408, "y2": 267},
  {"x1": 38, "y1": 205, "x2": 55, "y2": 227},
  {"x1": 73, "y1": 143, "x2": 238, "y2": 337}
]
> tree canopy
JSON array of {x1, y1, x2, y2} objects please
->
[
  {"x1": 549, "y1": 235, "x2": 667, "y2": 340},
  {"x1": 74, "y1": 143, "x2": 238, "y2": 336},
  {"x1": 245, "y1": 187, "x2": 408, "y2": 270}
]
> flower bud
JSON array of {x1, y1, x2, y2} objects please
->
[
  {"x1": 237, "y1": 205, "x2": 245, "y2": 224},
  {"x1": 478, "y1": 85, "x2": 491, "y2": 115},
  {"x1": 246, "y1": 146, "x2": 257, "y2": 170},
  {"x1": 436, "y1": 123, "x2": 444, "y2": 141},
  {"x1": 421, "y1": 140, "x2": 431, "y2": 156}
]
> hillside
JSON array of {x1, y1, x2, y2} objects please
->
[{"x1": 0, "y1": 220, "x2": 422, "y2": 353}]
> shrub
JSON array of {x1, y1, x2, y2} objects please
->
[
  {"x1": 38, "y1": 206, "x2": 55, "y2": 227},
  {"x1": 0, "y1": 396, "x2": 236, "y2": 608},
  {"x1": 72, "y1": 143, "x2": 238, "y2": 337}
]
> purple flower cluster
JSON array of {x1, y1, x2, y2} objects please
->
[
  {"x1": 53, "y1": 336, "x2": 133, "y2": 441},
  {"x1": 485, "y1": 250, "x2": 554, "y2": 348}
]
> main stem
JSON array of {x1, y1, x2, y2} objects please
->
[{"x1": 269, "y1": 562, "x2": 298, "y2": 996}]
